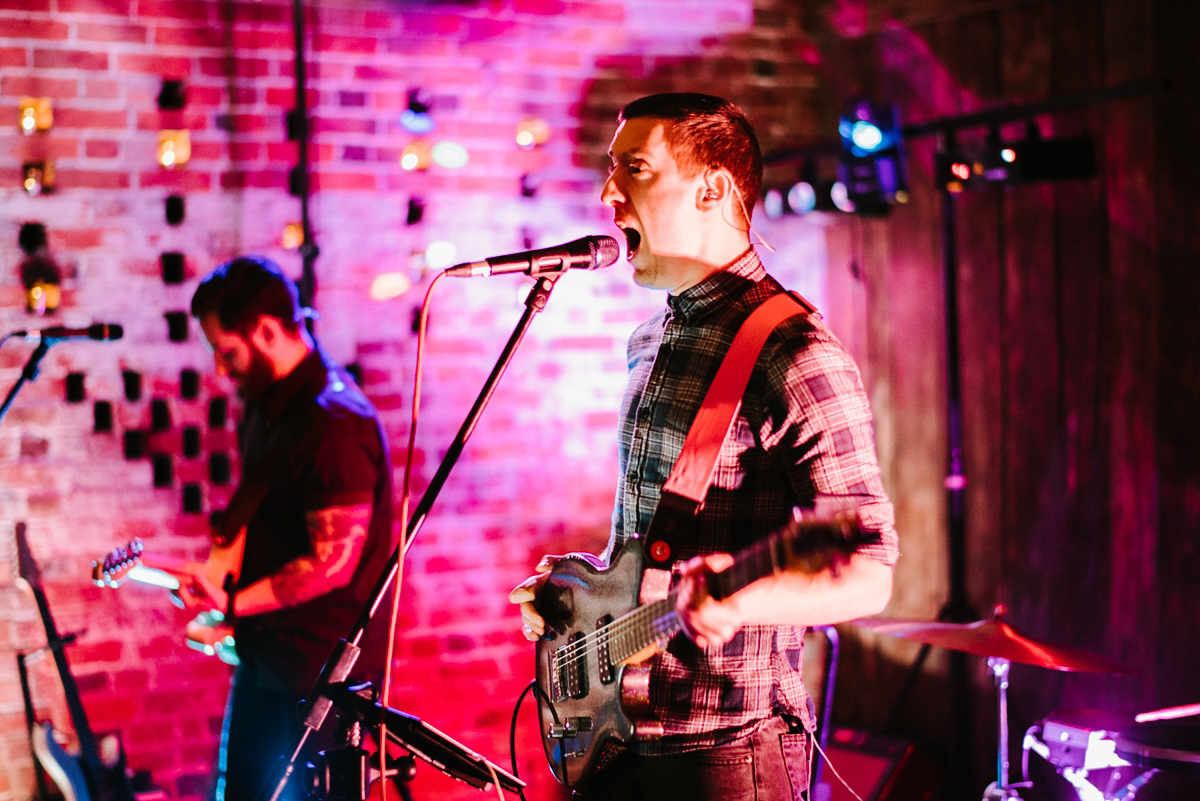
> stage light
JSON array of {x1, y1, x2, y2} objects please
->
[
  {"x1": 837, "y1": 98, "x2": 907, "y2": 213},
  {"x1": 158, "y1": 130, "x2": 190, "y2": 168},
  {"x1": 830, "y1": 181, "x2": 855, "y2": 213},
  {"x1": 515, "y1": 117, "x2": 550, "y2": 149},
  {"x1": 424, "y1": 240, "x2": 457, "y2": 270},
  {"x1": 762, "y1": 181, "x2": 818, "y2": 219},
  {"x1": 936, "y1": 129, "x2": 1096, "y2": 191},
  {"x1": 22, "y1": 161, "x2": 53, "y2": 195},
  {"x1": 400, "y1": 140, "x2": 432, "y2": 171},
  {"x1": 1001, "y1": 148, "x2": 1016, "y2": 163},
  {"x1": 400, "y1": 89, "x2": 435, "y2": 135},
  {"x1": 432, "y1": 141, "x2": 468, "y2": 169},
  {"x1": 19, "y1": 97, "x2": 52, "y2": 134},
  {"x1": 369, "y1": 272, "x2": 413, "y2": 301},
  {"x1": 281, "y1": 222, "x2": 304, "y2": 249}
]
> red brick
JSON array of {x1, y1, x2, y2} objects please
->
[
  {"x1": 135, "y1": 110, "x2": 208, "y2": 132},
  {"x1": 231, "y1": 28, "x2": 292, "y2": 50},
  {"x1": 219, "y1": 169, "x2": 285, "y2": 190},
  {"x1": 134, "y1": 0, "x2": 209, "y2": 20},
  {"x1": 1, "y1": 75, "x2": 77, "y2": 98},
  {"x1": 85, "y1": 78, "x2": 119, "y2": 99},
  {"x1": 76, "y1": 21, "x2": 149, "y2": 43},
  {"x1": 139, "y1": 170, "x2": 213, "y2": 191},
  {"x1": 401, "y1": 12, "x2": 463, "y2": 36},
  {"x1": 227, "y1": 141, "x2": 260, "y2": 161},
  {"x1": 382, "y1": 37, "x2": 449, "y2": 58},
  {"x1": 229, "y1": 0, "x2": 289, "y2": 25},
  {"x1": 0, "y1": 0, "x2": 50, "y2": 9},
  {"x1": 515, "y1": 0, "x2": 566, "y2": 14},
  {"x1": 54, "y1": 108, "x2": 129, "y2": 129},
  {"x1": 310, "y1": 172, "x2": 377, "y2": 191},
  {"x1": 34, "y1": 48, "x2": 108, "y2": 70},
  {"x1": 117, "y1": 54, "x2": 192, "y2": 77},
  {"x1": 363, "y1": 10, "x2": 391, "y2": 30},
  {"x1": 153, "y1": 24, "x2": 224, "y2": 48},
  {"x1": 264, "y1": 87, "x2": 317, "y2": 106},
  {"x1": 2, "y1": 17, "x2": 68, "y2": 39},
  {"x1": 85, "y1": 139, "x2": 119, "y2": 158},
  {"x1": 265, "y1": 141, "x2": 297, "y2": 162},
  {"x1": 55, "y1": 168, "x2": 130, "y2": 189},
  {"x1": 314, "y1": 117, "x2": 375, "y2": 135},
  {"x1": 199, "y1": 55, "x2": 270, "y2": 78},
  {"x1": 228, "y1": 113, "x2": 269, "y2": 133},
  {"x1": 567, "y1": 0, "x2": 624, "y2": 20},
  {"x1": 529, "y1": 48, "x2": 582, "y2": 68},
  {"x1": 314, "y1": 34, "x2": 378, "y2": 54},
  {"x1": 187, "y1": 140, "x2": 222, "y2": 160},
  {"x1": 465, "y1": 17, "x2": 517, "y2": 40},
  {"x1": 72, "y1": 639, "x2": 124, "y2": 663},
  {"x1": 0, "y1": 47, "x2": 26, "y2": 67}
]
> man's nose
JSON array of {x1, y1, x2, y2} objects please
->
[{"x1": 600, "y1": 173, "x2": 623, "y2": 206}]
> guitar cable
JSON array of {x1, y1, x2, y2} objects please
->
[{"x1": 507, "y1": 678, "x2": 564, "y2": 800}]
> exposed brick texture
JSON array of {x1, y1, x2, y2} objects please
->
[{"x1": 0, "y1": 1, "x2": 832, "y2": 800}]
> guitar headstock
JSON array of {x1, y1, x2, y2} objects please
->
[
  {"x1": 91, "y1": 539, "x2": 144, "y2": 587},
  {"x1": 14, "y1": 522, "x2": 42, "y2": 589},
  {"x1": 778, "y1": 512, "x2": 881, "y2": 575}
]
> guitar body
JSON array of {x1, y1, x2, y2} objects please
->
[
  {"x1": 535, "y1": 539, "x2": 657, "y2": 787},
  {"x1": 31, "y1": 723, "x2": 129, "y2": 801}
]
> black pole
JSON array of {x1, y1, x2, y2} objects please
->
[
  {"x1": 0, "y1": 339, "x2": 51, "y2": 424},
  {"x1": 292, "y1": 0, "x2": 317, "y2": 326}
]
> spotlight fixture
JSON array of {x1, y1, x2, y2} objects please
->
[
  {"x1": 515, "y1": 117, "x2": 550, "y2": 149},
  {"x1": 22, "y1": 161, "x2": 54, "y2": 196},
  {"x1": 158, "y1": 130, "x2": 191, "y2": 168},
  {"x1": 400, "y1": 141, "x2": 432, "y2": 171},
  {"x1": 369, "y1": 272, "x2": 413, "y2": 301},
  {"x1": 837, "y1": 98, "x2": 908, "y2": 213},
  {"x1": 19, "y1": 97, "x2": 52, "y2": 134},
  {"x1": 399, "y1": 89, "x2": 435, "y2": 135},
  {"x1": 156, "y1": 79, "x2": 187, "y2": 111},
  {"x1": 935, "y1": 128, "x2": 1097, "y2": 192},
  {"x1": 423, "y1": 240, "x2": 457, "y2": 270},
  {"x1": 432, "y1": 141, "x2": 468, "y2": 169}
]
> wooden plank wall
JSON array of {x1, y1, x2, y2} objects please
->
[{"x1": 805, "y1": 0, "x2": 1200, "y2": 797}]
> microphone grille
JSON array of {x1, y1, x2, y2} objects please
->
[
  {"x1": 106, "y1": 324, "x2": 124, "y2": 341},
  {"x1": 591, "y1": 235, "x2": 621, "y2": 269}
]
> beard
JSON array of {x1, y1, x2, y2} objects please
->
[{"x1": 231, "y1": 343, "x2": 276, "y2": 401}]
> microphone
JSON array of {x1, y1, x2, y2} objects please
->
[
  {"x1": 14, "y1": 323, "x2": 124, "y2": 342},
  {"x1": 445, "y1": 235, "x2": 620, "y2": 278}
]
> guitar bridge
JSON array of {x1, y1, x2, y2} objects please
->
[
  {"x1": 551, "y1": 632, "x2": 588, "y2": 701},
  {"x1": 547, "y1": 717, "x2": 593, "y2": 739}
]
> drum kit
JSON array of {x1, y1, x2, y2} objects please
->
[{"x1": 856, "y1": 605, "x2": 1199, "y2": 801}]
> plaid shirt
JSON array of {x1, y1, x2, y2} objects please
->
[{"x1": 608, "y1": 249, "x2": 899, "y2": 753}]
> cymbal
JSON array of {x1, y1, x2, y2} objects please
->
[{"x1": 854, "y1": 610, "x2": 1132, "y2": 673}]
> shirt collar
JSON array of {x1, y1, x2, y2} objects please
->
[
  {"x1": 665, "y1": 248, "x2": 765, "y2": 325},
  {"x1": 256, "y1": 346, "x2": 328, "y2": 422}
]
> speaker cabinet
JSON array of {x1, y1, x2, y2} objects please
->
[{"x1": 815, "y1": 729, "x2": 941, "y2": 801}]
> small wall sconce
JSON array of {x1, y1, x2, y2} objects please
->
[
  {"x1": 22, "y1": 161, "x2": 54, "y2": 196},
  {"x1": 158, "y1": 130, "x2": 191, "y2": 168},
  {"x1": 281, "y1": 222, "x2": 305, "y2": 249},
  {"x1": 20, "y1": 97, "x2": 53, "y2": 134},
  {"x1": 19, "y1": 222, "x2": 62, "y2": 315},
  {"x1": 515, "y1": 117, "x2": 550, "y2": 149},
  {"x1": 400, "y1": 140, "x2": 432, "y2": 171}
]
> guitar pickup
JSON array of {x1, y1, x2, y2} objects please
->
[
  {"x1": 552, "y1": 632, "x2": 588, "y2": 701},
  {"x1": 595, "y1": 614, "x2": 614, "y2": 684},
  {"x1": 547, "y1": 717, "x2": 593, "y2": 739}
]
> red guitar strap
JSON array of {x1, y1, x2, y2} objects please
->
[{"x1": 641, "y1": 291, "x2": 813, "y2": 568}]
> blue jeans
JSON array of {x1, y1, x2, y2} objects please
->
[{"x1": 573, "y1": 717, "x2": 810, "y2": 801}]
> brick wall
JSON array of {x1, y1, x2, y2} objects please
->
[{"x1": 0, "y1": 1, "x2": 834, "y2": 799}]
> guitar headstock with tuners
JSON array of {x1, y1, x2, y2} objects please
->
[{"x1": 91, "y1": 539, "x2": 146, "y2": 588}]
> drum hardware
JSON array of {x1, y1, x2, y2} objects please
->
[
  {"x1": 1023, "y1": 710, "x2": 1157, "y2": 801},
  {"x1": 857, "y1": 605, "x2": 1133, "y2": 800}
]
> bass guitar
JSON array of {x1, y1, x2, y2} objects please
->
[
  {"x1": 14, "y1": 522, "x2": 137, "y2": 801},
  {"x1": 534, "y1": 514, "x2": 878, "y2": 787},
  {"x1": 92, "y1": 532, "x2": 244, "y2": 666}
]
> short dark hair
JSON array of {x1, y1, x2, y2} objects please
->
[
  {"x1": 619, "y1": 93, "x2": 762, "y2": 220},
  {"x1": 190, "y1": 256, "x2": 302, "y2": 335}
]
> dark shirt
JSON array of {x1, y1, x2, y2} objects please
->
[
  {"x1": 610, "y1": 249, "x2": 899, "y2": 753},
  {"x1": 234, "y1": 346, "x2": 395, "y2": 695}
]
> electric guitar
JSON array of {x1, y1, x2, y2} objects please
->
[
  {"x1": 15, "y1": 522, "x2": 137, "y2": 801},
  {"x1": 92, "y1": 532, "x2": 244, "y2": 665},
  {"x1": 534, "y1": 514, "x2": 879, "y2": 787}
]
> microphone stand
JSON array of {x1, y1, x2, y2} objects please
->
[
  {"x1": 0, "y1": 338, "x2": 51, "y2": 424},
  {"x1": 260, "y1": 273, "x2": 563, "y2": 801}
]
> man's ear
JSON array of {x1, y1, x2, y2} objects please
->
[
  {"x1": 699, "y1": 169, "x2": 735, "y2": 207},
  {"x1": 249, "y1": 315, "x2": 281, "y2": 352}
]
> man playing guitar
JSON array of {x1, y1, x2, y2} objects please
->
[
  {"x1": 180, "y1": 257, "x2": 396, "y2": 801},
  {"x1": 511, "y1": 94, "x2": 899, "y2": 800}
]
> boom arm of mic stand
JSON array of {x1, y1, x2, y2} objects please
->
[{"x1": 257, "y1": 274, "x2": 563, "y2": 801}]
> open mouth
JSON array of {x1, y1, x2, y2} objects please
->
[{"x1": 622, "y1": 228, "x2": 641, "y2": 260}]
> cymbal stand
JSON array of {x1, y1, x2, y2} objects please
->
[{"x1": 981, "y1": 657, "x2": 1032, "y2": 800}]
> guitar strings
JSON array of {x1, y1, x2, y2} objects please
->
[{"x1": 550, "y1": 597, "x2": 678, "y2": 671}]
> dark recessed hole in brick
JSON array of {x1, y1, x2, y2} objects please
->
[
  {"x1": 93, "y1": 401, "x2": 113, "y2": 433},
  {"x1": 123, "y1": 430, "x2": 146, "y2": 460},
  {"x1": 180, "y1": 368, "x2": 200, "y2": 399},
  {"x1": 208, "y1": 397, "x2": 228, "y2": 428},
  {"x1": 182, "y1": 425, "x2": 201, "y2": 458},
  {"x1": 182, "y1": 482, "x2": 203, "y2": 514},
  {"x1": 66, "y1": 372, "x2": 85, "y2": 403},
  {"x1": 151, "y1": 452, "x2": 172, "y2": 486},
  {"x1": 123, "y1": 370, "x2": 142, "y2": 402},
  {"x1": 209, "y1": 452, "x2": 231, "y2": 484},
  {"x1": 151, "y1": 398, "x2": 171, "y2": 431}
]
